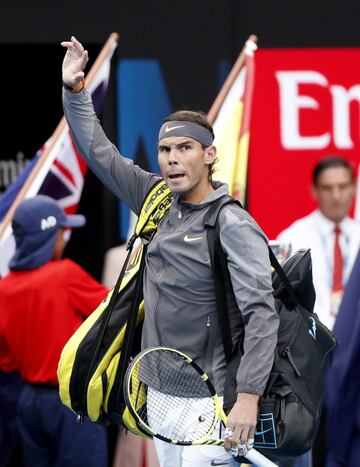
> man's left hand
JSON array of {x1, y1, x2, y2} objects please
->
[{"x1": 223, "y1": 392, "x2": 259, "y2": 454}]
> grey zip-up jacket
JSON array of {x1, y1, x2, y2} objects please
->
[{"x1": 63, "y1": 88, "x2": 279, "y2": 396}]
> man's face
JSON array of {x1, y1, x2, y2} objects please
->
[
  {"x1": 158, "y1": 135, "x2": 216, "y2": 203},
  {"x1": 312, "y1": 167, "x2": 355, "y2": 223}
]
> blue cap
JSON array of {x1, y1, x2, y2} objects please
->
[{"x1": 9, "y1": 195, "x2": 86, "y2": 271}]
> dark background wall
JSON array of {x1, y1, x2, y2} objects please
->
[
  {"x1": 1, "y1": 0, "x2": 360, "y2": 280},
  {"x1": 2, "y1": 1, "x2": 360, "y2": 47}
]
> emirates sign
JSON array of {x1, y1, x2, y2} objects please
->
[
  {"x1": 248, "y1": 48, "x2": 360, "y2": 239},
  {"x1": 277, "y1": 70, "x2": 360, "y2": 150}
]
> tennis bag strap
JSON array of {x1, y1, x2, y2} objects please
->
[
  {"x1": 106, "y1": 240, "x2": 149, "y2": 424},
  {"x1": 80, "y1": 235, "x2": 143, "y2": 422},
  {"x1": 204, "y1": 195, "x2": 297, "y2": 361},
  {"x1": 83, "y1": 179, "x2": 172, "y2": 423}
]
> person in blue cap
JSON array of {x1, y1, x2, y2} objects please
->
[{"x1": 0, "y1": 195, "x2": 109, "y2": 467}]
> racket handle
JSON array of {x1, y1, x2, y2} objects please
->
[{"x1": 245, "y1": 448, "x2": 277, "y2": 467}]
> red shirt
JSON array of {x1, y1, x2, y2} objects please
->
[{"x1": 0, "y1": 259, "x2": 108, "y2": 385}]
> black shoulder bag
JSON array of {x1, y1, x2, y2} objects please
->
[{"x1": 204, "y1": 196, "x2": 337, "y2": 461}]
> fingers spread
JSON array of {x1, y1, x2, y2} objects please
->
[
  {"x1": 71, "y1": 36, "x2": 84, "y2": 53},
  {"x1": 61, "y1": 41, "x2": 73, "y2": 48},
  {"x1": 80, "y1": 50, "x2": 89, "y2": 67}
]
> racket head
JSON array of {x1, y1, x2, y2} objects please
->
[{"x1": 123, "y1": 346, "x2": 225, "y2": 445}]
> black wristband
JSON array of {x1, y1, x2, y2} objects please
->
[
  {"x1": 63, "y1": 82, "x2": 74, "y2": 91},
  {"x1": 63, "y1": 79, "x2": 85, "y2": 93}
]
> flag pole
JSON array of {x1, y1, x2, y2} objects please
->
[
  {"x1": 0, "y1": 32, "x2": 119, "y2": 241},
  {"x1": 207, "y1": 34, "x2": 257, "y2": 125},
  {"x1": 85, "y1": 32, "x2": 119, "y2": 84}
]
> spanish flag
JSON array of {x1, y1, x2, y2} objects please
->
[{"x1": 208, "y1": 36, "x2": 257, "y2": 205}]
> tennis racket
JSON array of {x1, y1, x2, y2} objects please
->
[{"x1": 123, "y1": 346, "x2": 276, "y2": 467}]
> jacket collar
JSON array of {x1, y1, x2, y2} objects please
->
[{"x1": 172, "y1": 181, "x2": 229, "y2": 211}]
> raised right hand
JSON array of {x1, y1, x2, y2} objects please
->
[{"x1": 61, "y1": 36, "x2": 89, "y2": 87}]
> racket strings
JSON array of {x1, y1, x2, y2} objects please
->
[{"x1": 131, "y1": 350, "x2": 217, "y2": 442}]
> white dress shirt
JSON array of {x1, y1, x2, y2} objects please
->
[{"x1": 277, "y1": 210, "x2": 360, "y2": 330}]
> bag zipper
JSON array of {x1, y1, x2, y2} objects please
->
[{"x1": 285, "y1": 346, "x2": 301, "y2": 376}]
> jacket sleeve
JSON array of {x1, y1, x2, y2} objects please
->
[
  {"x1": 63, "y1": 88, "x2": 161, "y2": 215},
  {"x1": 219, "y1": 205, "x2": 279, "y2": 396}
]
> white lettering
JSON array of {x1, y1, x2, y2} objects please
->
[
  {"x1": 0, "y1": 152, "x2": 30, "y2": 193},
  {"x1": 0, "y1": 160, "x2": 17, "y2": 187},
  {"x1": 276, "y1": 71, "x2": 330, "y2": 149},
  {"x1": 41, "y1": 216, "x2": 57, "y2": 231},
  {"x1": 331, "y1": 84, "x2": 360, "y2": 149}
]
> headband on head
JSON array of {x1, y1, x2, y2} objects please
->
[{"x1": 158, "y1": 121, "x2": 214, "y2": 147}]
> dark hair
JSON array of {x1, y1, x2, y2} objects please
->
[
  {"x1": 312, "y1": 156, "x2": 355, "y2": 185},
  {"x1": 163, "y1": 110, "x2": 217, "y2": 180}
]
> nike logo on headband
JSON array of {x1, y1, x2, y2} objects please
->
[{"x1": 165, "y1": 124, "x2": 186, "y2": 133}]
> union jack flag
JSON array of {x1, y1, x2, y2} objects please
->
[
  {"x1": 37, "y1": 132, "x2": 88, "y2": 216},
  {"x1": 0, "y1": 35, "x2": 118, "y2": 276}
]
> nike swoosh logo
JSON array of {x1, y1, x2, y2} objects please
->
[
  {"x1": 210, "y1": 462, "x2": 230, "y2": 466},
  {"x1": 165, "y1": 124, "x2": 185, "y2": 132},
  {"x1": 184, "y1": 234, "x2": 203, "y2": 242},
  {"x1": 255, "y1": 427, "x2": 273, "y2": 436}
]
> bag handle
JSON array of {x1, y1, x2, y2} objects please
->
[{"x1": 268, "y1": 246, "x2": 297, "y2": 308}]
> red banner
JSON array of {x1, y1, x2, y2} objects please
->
[{"x1": 248, "y1": 48, "x2": 360, "y2": 239}]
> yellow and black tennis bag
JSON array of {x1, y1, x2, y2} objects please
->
[{"x1": 57, "y1": 180, "x2": 172, "y2": 428}]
